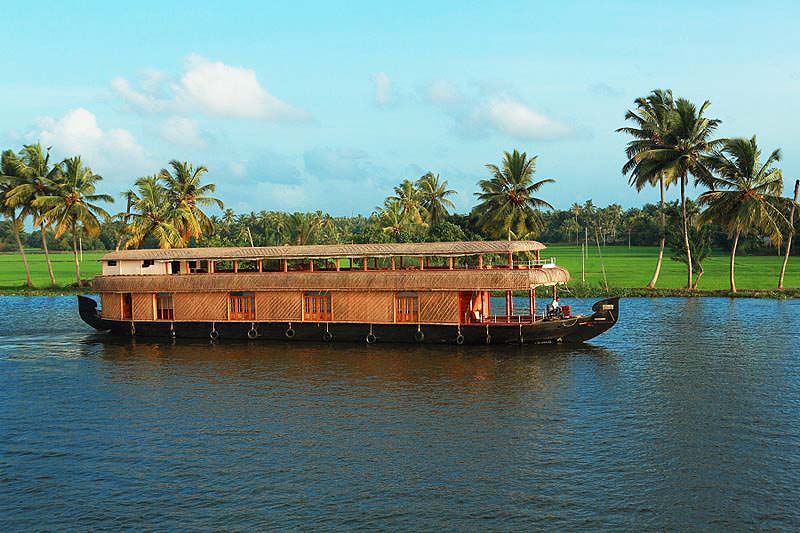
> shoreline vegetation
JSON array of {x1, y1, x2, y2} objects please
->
[
  {"x1": 2, "y1": 245, "x2": 797, "y2": 298},
  {"x1": 2, "y1": 89, "x2": 799, "y2": 298}
]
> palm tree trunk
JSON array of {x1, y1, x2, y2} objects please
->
[
  {"x1": 693, "y1": 264, "x2": 704, "y2": 289},
  {"x1": 730, "y1": 229, "x2": 740, "y2": 293},
  {"x1": 40, "y1": 226, "x2": 56, "y2": 287},
  {"x1": 72, "y1": 223, "x2": 82, "y2": 286},
  {"x1": 647, "y1": 176, "x2": 666, "y2": 289},
  {"x1": 10, "y1": 214, "x2": 33, "y2": 288},
  {"x1": 779, "y1": 179, "x2": 799, "y2": 289},
  {"x1": 681, "y1": 175, "x2": 693, "y2": 289}
]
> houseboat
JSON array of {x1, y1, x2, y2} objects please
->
[{"x1": 77, "y1": 240, "x2": 619, "y2": 344}]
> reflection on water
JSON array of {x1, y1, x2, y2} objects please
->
[{"x1": 0, "y1": 296, "x2": 798, "y2": 530}]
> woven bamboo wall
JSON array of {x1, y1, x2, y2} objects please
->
[
  {"x1": 419, "y1": 291, "x2": 459, "y2": 324},
  {"x1": 132, "y1": 293, "x2": 154, "y2": 320},
  {"x1": 101, "y1": 293, "x2": 121, "y2": 319},
  {"x1": 256, "y1": 291, "x2": 302, "y2": 321},
  {"x1": 332, "y1": 291, "x2": 393, "y2": 323},
  {"x1": 173, "y1": 293, "x2": 228, "y2": 321}
]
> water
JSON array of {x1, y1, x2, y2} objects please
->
[{"x1": 1, "y1": 296, "x2": 799, "y2": 530}]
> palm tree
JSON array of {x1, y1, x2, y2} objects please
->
[
  {"x1": 33, "y1": 157, "x2": 113, "y2": 285},
  {"x1": 159, "y1": 160, "x2": 223, "y2": 245},
  {"x1": 388, "y1": 179, "x2": 427, "y2": 226},
  {"x1": 697, "y1": 136, "x2": 789, "y2": 292},
  {"x1": 416, "y1": 172, "x2": 455, "y2": 225},
  {"x1": 376, "y1": 200, "x2": 409, "y2": 238},
  {"x1": 473, "y1": 149, "x2": 554, "y2": 240},
  {"x1": 3, "y1": 143, "x2": 62, "y2": 287},
  {"x1": 285, "y1": 212, "x2": 324, "y2": 245},
  {"x1": 569, "y1": 202, "x2": 582, "y2": 245},
  {"x1": 627, "y1": 98, "x2": 722, "y2": 288},
  {"x1": 121, "y1": 176, "x2": 183, "y2": 249},
  {"x1": 115, "y1": 188, "x2": 137, "y2": 250},
  {"x1": 618, "y1": 89, "x2": 675, "y2": 288},
  {"x1": 779, "y1": 179, "x2": 799, "y2": 289},
  {"x1": 0, "y1": 150, "x2": 33, "y2": 288}
]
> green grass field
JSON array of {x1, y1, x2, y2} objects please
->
[{"x1": 0, "y1": 245, "x2": 797, "y2": 294}]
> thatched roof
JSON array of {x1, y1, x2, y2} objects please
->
[
  {"x1": 101, "y1": 240, "x2": 547, "y2": 261},
  {"x1": 92, "y1": 267, "x2": 569, "y2": 293}
]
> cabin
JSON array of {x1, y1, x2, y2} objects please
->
[{"x1": 93, "y1": 241, "x2": 569, "y2": 326}]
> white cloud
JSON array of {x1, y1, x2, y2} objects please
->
[
  {"x1": 426, "y1": 79, "x2": 462, "y2": 105},
  {"x1": 31, "y1": 108, "x2": 145, "y2": 163},
  {"x1": 25, "y1": 107, "x2": 151, "y2": 186},
  {"x1": 112, "y1": 54, "x2": 309, "y2": 121},
  {"x1": 424, "y1": 79, "x2": 573, "y2": 141},
  {"x1": 160, "y1": 117, "x2": 205, "y2": 146},
  {"x1": 373, "y1": 72, "x2": 391, "y2": 106},
  {"x1": 482, "y1": 96, "x2": 572, "y2": 140}
]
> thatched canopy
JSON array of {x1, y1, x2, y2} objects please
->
[
  {"x1": 102, "y1": 240, "x2": 547, "y2": 262},
  {"x1": 93, "y1": 267, "x2": 569, "y2": 293}
]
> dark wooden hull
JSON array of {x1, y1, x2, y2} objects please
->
[{"x1": 78, "y1": 296, "x2": 619, "y2": 345}]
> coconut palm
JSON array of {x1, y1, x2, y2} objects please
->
[
  {"x1": 779, "y1": 179, "x2": 799, "y2": 289},
  {"x1": 416, "y1": 172, "x2": 455, "y2": 225},
  {"x1": 121, "y1": 176, "x2": 183, "y2": 249},
  {"x1": 33, "y1": 156, "x2": 113, "y2": 284},
  {"x1": 0, "y1": 150, "x2": 33, "y2": 288},
  {"x1": 376, "y1": 200, "x2": 410, "y2": 238},
  {"x1": 159, "y1": 160, "x2": 223, "y2": 244},
  {"x1": 697, "y1": 136, "x2": 789, "y2": 292},
  {"x1": 3, "y1": 143, "x2": 62, "y2": 286},
  {"x1": 473, "y1": 149, "x2": 554, "y2": 240},
  {"x1": 388, "y1": 179, "x2": 427, "y2": 226},
  {"x1": 618, "y1": 89, "x2": 675, "y2": 288},
  {"x1": 285, "y1": 212, "x2": 325, "y2": 245},
  {"x1": 627, "y1": 98, "x2": 722, "y2": 288},
  {"x1": 115, "y1": 188, "x2": 137, "y2": 250}
]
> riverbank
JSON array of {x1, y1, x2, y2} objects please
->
[{"x1": 1, "y1": 246, "x2": 798, "y2": 297}]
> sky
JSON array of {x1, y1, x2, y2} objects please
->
[{"x1": 2, "y1": 0, "x2": 799, "y2": 217}]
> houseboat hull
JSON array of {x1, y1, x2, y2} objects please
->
[{"x1": 78, "y1": 295, "x2": 619, "y2": 345}]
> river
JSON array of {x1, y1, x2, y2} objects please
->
[{"x1": 1, "y1": 296, "x2": 798, "y2": 530}]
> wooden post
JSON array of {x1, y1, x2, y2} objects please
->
[
  {"x1": 530, "y1": 289, "x2": 536, "y2": 322},
  {"x1": 309, "y1": 259, "x2": 314, "y2": 272},
  {"x1": 553, "y1": 285, "x2": 557, "y2": 298},
  {"x1": 209, "y1": 261, "x2": 215, "y2": 274},
  {"x1": 391, "y1": 257, "x2": 396, "y2": 270},
  {"x1": 478, "y1": 255, "x2": 483, "y2": 269},
  {"x1": 508, "y1": 251, "x2": 513, "y2": 269},
  {"x1": 336, "y1": 258, "x2": 340, "y2": 271},
  {"x1": 419, "y1": 256, "x2": 424, "y2": 270},
  {"x1": 233, "y1": 260, "x2": 238, "y2": 273},
  {"x1": 363, "y1": 257, "x2": 368, "y2": 271},
  {"x1": 448, "y1": 257, "x2": 454, "y2": 270},
  {"x1": 535, "y1": 250, "x2": 540, "y2": 261},
  {"x1": 505, "y1": 290, "x2": 513, "y2": 321},
  {"x1": 257, "y1": 259, "x2": 263, "y2": 272},
  {"x1": 283, "y1": 259, "x2": 288, "y2": 272}
]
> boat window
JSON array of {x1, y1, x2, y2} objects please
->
[
  {"x1": 155, "y1": 293, "x2": 174, "y2": 320},
  {"x1": 107, "y1": 260, "x2": 117, "y2": 267},
  {"x1": 143, "y1": 260, "x2": 154, "y2": 268},
  {"x1": 229, "y1": 291, "x2": 256, "y2": 320},
  {"x1": 303, "y1": 291, "x2": 332, "y2": 321},
  {"x1": 188, "y1": 260, "x2": 209, "y2": 274},
  {"x1": 170, "y1": 261, "x2": 181, "y2": 275},
  {"x1": 121, "y1": 293, "x2": 132, "y2": 320},
  {"x1": 396, "y1": 292, "x2": 419, "y2": 322}
]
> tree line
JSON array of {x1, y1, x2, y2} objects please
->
[{"x1": 2, "y1": 88, "x2": 799, "y2": 291}]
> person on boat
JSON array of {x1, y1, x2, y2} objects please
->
[{"x1": 547, "y1": 296, "x2": 562, "y2": 318}]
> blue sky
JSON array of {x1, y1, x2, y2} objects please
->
[{"x1": 2, "y1": 1, "x2": 798, "y2": 216}]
